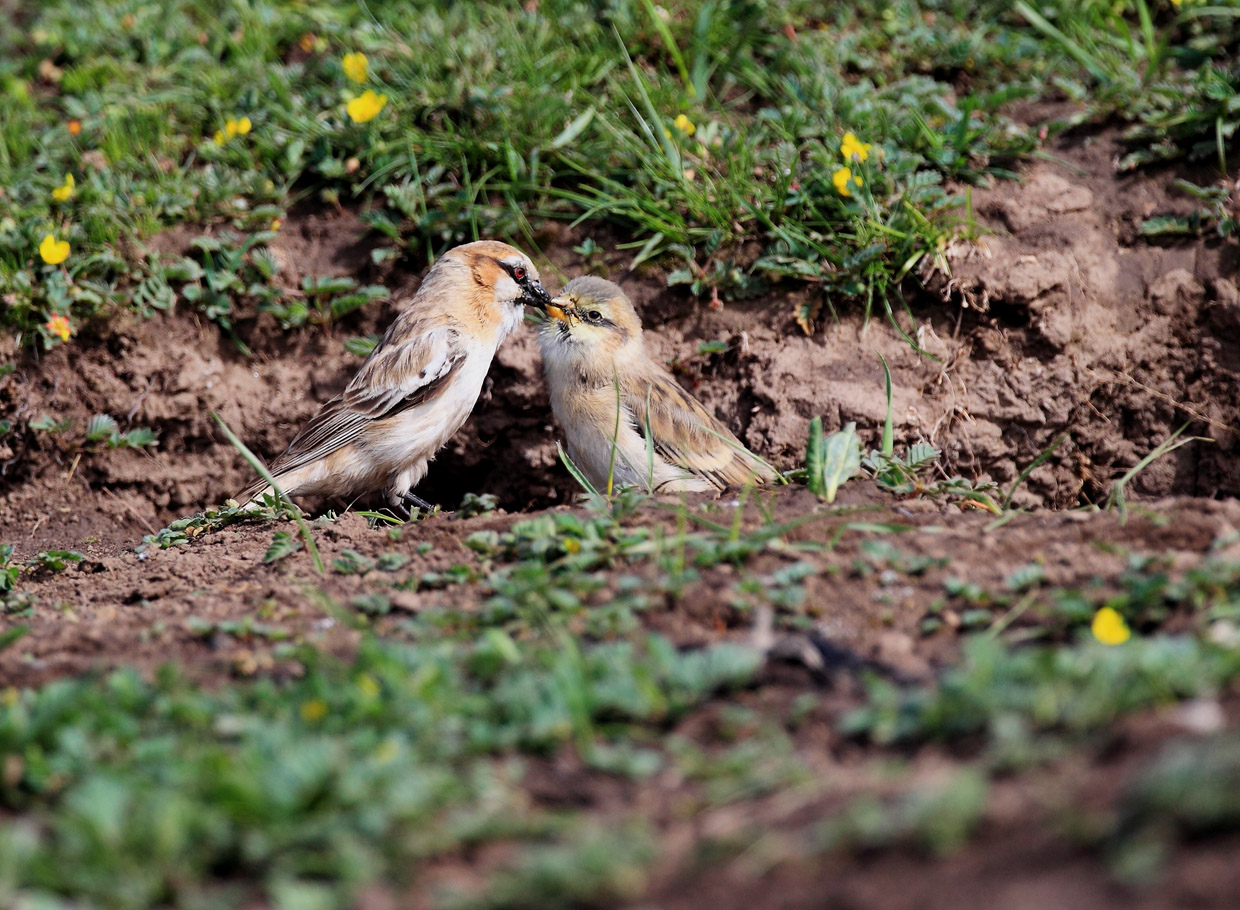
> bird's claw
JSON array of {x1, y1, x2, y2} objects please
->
[{"x1": 394, "y1": 490, "x2": 435, "y2": 521}]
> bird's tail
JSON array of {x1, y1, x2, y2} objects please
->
[{"x1": 235, "y1": 475, "x2": 275, "y2": 509}]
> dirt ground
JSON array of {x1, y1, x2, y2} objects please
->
[
  {"x1": 3, "y1": 125, "x2": 1237, "y2": 550},
  {"x1": 2, "y1": 113, "x2": 1240, "y2": 906}
]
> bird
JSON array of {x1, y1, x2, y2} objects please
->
[
  {"x1": 537, "y1": 275, "x2": 777, "y2": 494},
  {"x1": 237, "y1": 240, "x2": 551, "y2": 514}
]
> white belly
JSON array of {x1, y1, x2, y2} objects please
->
[{"x1": 368, "y1": 349, "x2": 494, "y2": 494}]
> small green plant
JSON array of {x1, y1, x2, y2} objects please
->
[
  {"x1": 805, "y1": 418, "x2": 862, "y2": 503},
  {"x1": 459, "y1": 492, "x2": 500, "y2": 518},
  {"x1": 0, "y1": 544, "x2": 19, "y2": 593},
  {"x1": 84, "y1": 414, "x2": 159, "y2": 449},
  {"x1": 29, "y1": 415, "x2": 74, "y2": 435},
  {"x1": 1141, "y1": 179, "x2": 1239, "y2": 238},
  {"x1": 263, "y1": 530, "x2": 302, "y2": 564},
  {"x1": 26, "y1": 549, "x2": 84, "y2": 573}
]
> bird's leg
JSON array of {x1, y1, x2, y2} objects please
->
[{"x1": 400, "y1": 490, "x2": 435, "y2": 512}]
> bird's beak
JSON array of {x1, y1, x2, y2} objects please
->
[
  {"x1": 546, "y1": 297, "x2": 572, "y2": 323},
  {"x1": 519, "y1": 279, "x2": 552, "y2": 311}
]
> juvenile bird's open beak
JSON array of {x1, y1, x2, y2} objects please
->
[{"x1": 545, "y1": 297, "x2": 572, "y2": 323}]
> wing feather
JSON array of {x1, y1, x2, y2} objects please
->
[
  {"x1": 240, "y1": 324, "x2": 466, "y2": 500},
  {"x1": 626, "y1": 371, "x2": 774, "y2": 490}
]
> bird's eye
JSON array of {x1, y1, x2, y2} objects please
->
[
  {"x1": 587, "y1": 310, "x2": 602, "y2": 322},
  {"x1": 511, "y1": 265, "x2": 527, "y2": 281}
]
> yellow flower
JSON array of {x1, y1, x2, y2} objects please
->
[
  {"x1": 342, "y1": 52, "x2": 369, "y2": 83},
  {"x1": 51, "y1": 174, "x2": 75, "y2": 202},
  {"x1": 840, "y1": 132, "x2": 872, "y2": 162},
  {"x1": 67, "y1": 119, "x2": 82, "y2": 136},
  {"x1": 1091, "y1": 607, "x2": 1131, "y2": 646},
  {"x1": 213, "y1": 117, "x2": 252, "y2": 145},
  {"x1": 673, "y1": 113, "x2": 696, "y2": 136},
  {"x1": 563, "y1": 538, "x2": 582, "y2": 554},
  {"x1": 269, "y1": 218, "x2": 283, "y2": 232},
  {"x1": 346, "y1": 90, "x2": 387, "y2": 124},
  {"x1": 832, "y1": 167, "x2": 862, "y2": 197},
  {"x1": 45, "y1": 314, "x2": 71, "y2": 341},
  {"x1": 300, "y1": 698, "x2": 329, "y2": 722},
  {"x1": 39, "y1": 233, "x2": 70, "y2": 265},
  {"x1": 356, "y1": 673, "x2": 380, "y2": 698}
]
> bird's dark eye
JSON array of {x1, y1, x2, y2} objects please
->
[
  {"x1": 511, "y1": 265, "x2": 527, "y2": 281},
  {"x1": 587, "y1": 310, "x2": 602, "y2": 322}
]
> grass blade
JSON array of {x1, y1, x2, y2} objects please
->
[
  {"x1": 1002, "y1": 433, "x2": 1068, "y2": 511},
  {"x1": 878, "y1": 353, "x2": 894, "y2": 457},
  {"x1": 211, "y1": 412, "x2": 324, "y2": 575},
  {"x1": 638, "y1": 0, "x2": 694, "y2": 97},
  {"x1": 1104, "y1": 424, "x2": 1205, "y2": 524},
  {"x1": 805, "y1": 416, "x2": 825, "y2": 498}
]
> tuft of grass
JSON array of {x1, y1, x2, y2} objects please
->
[{"x1": 1104, "y1": 424, "x2": 1206, "y2": 523}]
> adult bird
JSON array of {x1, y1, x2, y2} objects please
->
[
  {"x1": 538, "y1": 275, "x2": 775, "y2": 494},
  {"x1": 238, "y1": 240, "x2": 550, "y2": 514}
]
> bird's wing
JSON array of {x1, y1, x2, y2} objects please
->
[
  {"x1": 246, "y1": 325, "x2": 467, "y2": 493},
  {"x1": 626, "y1": 370, "x2": 774, "y2": 490}
]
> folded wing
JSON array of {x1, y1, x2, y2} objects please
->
[
  {"x1": 626, "y1": 371, "x2": 775, "y2": 490},
  {"x1": 240, "y1": 325, "x2": 466, "y2": 500}
]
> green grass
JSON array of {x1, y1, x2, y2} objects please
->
[
  {"x1": 0, "y1": 0, "x2": 1205, "y2": 352},
  {"x1": 4, "y1": 1, "x2": 1237, "y2": 351},
  {"x1": 0, "y1": 634, "x2": 755, "y2": 908}
]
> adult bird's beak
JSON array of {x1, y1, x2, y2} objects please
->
[
  {"x1": 545, "y1": 297, "x2": 572, "y2": 323},
  {"x1": 519, "y1": 279, "x2": 552, "y2": 310}
]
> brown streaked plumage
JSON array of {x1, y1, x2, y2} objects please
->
[
  {"x1": 538, "y1": 276, "x2": 776, "y2": 494},
  {"x1": 237, "y1": 240, "x2": 550, "y2": 512}
]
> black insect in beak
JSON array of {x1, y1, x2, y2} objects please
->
[{"x1": 518, "y1": 276, "x2": 551, "y2": 310}]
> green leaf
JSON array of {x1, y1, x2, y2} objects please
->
[
  {"x1": 0, "y1": 625, "x2": 29, "y2": 651},
  {"x1": 302, "y1": 275, "x2": 356, "y2": 296},
  {"x1": 118, "y1": 427, "x2": 159, "y2": 449},
  {"x1": 85, "y1": 414, "x2": 120, "y2": 442},
  {"x1": 878, "y1": 353, "x2": 894, "y2": 457},
  {"x1": 30, "y1": 550, "x2": 84, "y2": 572},
  {"x1": 263, "y1": 531, "x2": 301, "y2": 564},
  {"x1": 907, "y1": 443, "x2": 940, "y2": 468},
  {"x1": 345, "y1": 335, "x2": 379, "y2": 357},
  {"x1": 1140, "y1": 215, "x2": 1196, "y2": 236},
  {"x1": 550, "y1": 107, "x2": 596, "y2": 150},
  {"x1": 819, "y1": 422, "x2": 862, "y2": 503},
  {"x1": 805, "y1": 416, "x2": 826, "y2": 498}
]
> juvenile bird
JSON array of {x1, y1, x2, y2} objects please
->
[
  {"x1": 238, "y1": 240, "x2": 550, "y2": 513},
  {"x1": 538, "y1": 276, "x2": 776, "y2": 494}
]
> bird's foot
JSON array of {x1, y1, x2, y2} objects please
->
[
  {"x1": 394, "y1": 491, "x2": 436, "y2": 521},
  {"x1": 401, "y1": 491, "x2": 435, "y2": 511}
]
